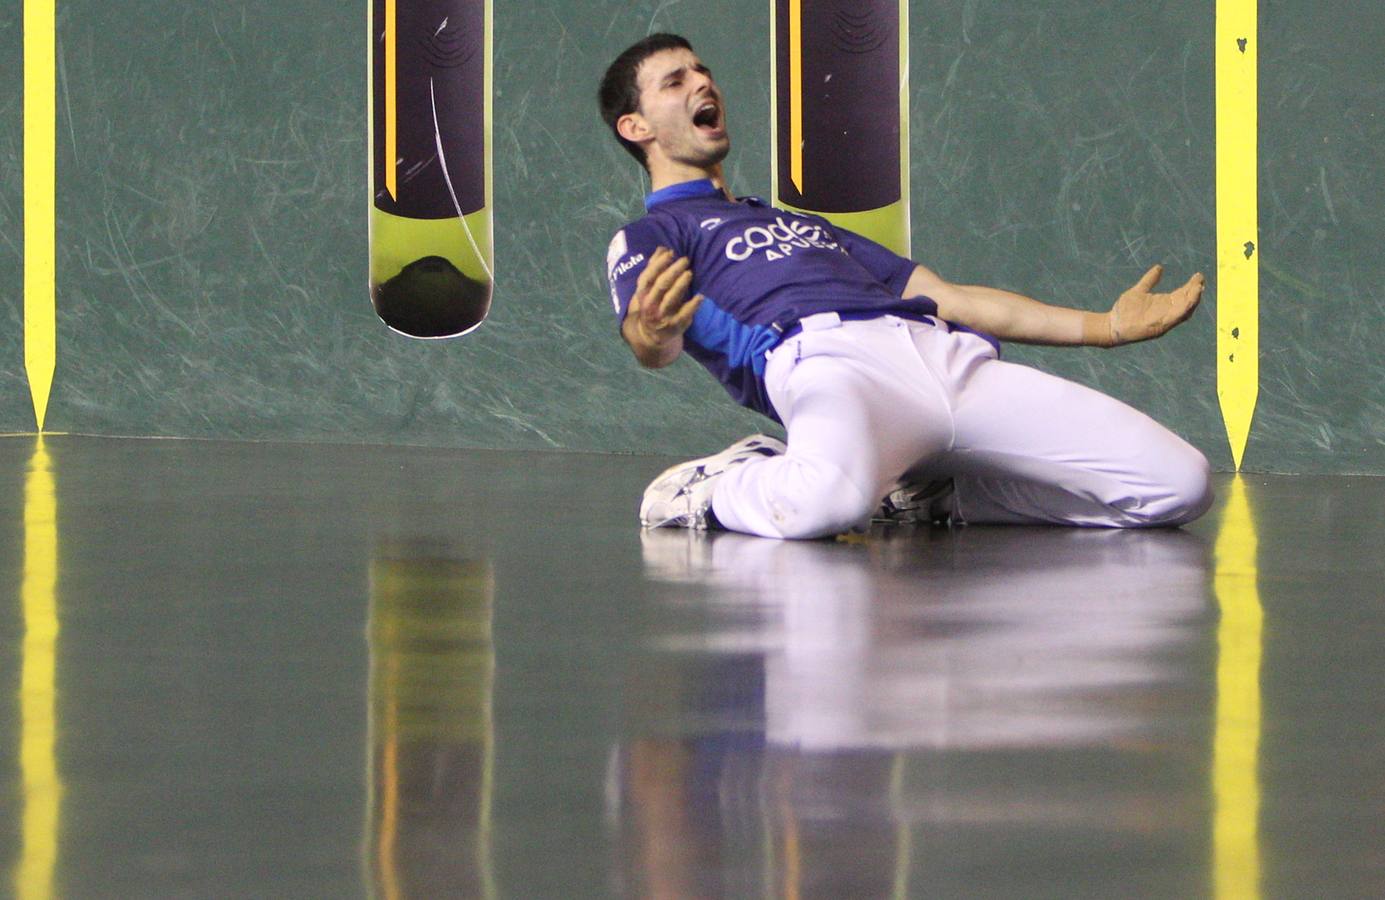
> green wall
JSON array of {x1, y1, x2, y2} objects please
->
[
  {"x1": 2, "y1": 7, "x2": 26, "y2": 431},
  {"x1": 1257, "y1": 4, "x2": 1383, "y2": 472},
  {"x1": 2, "y1": 1, "x2": 1381, "y2": 472}
]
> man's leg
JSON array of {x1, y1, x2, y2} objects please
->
[
  {"x1": 920, "y1": 327, "x2": 1213, "y2": 527},
  {"x1": 712, "y1": 318, "x2": 953, "y2": 539}
]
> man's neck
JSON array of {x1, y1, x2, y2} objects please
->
[{"x1": 648, "y1": 161, "x2": 731, "y2": 199}]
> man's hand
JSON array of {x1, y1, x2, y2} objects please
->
[
  {"x1": 1098, "y1": 265, "x2": 1205, "y2": 347},
  {"x1": 622, "y1": 247, "x2": 704, "y2": 368}
]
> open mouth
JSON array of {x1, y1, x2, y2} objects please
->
[{"x1": 692, "y1": 100, "x2": 724, "y2": 134}]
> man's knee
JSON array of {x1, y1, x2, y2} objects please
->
[
  {"x1": 762, "y1": 458, "x2": 877, "y2": 540},
  {"x1": 1166, "y1": 451, "x2": 1215, "y2": 525},
  {"x1": 1131, "y1": 448, "x2": 1214, "y2": 527}
]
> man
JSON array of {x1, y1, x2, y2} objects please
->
[{"x1": 599, "y1": 34, "x2": 1212, "y2": 540}]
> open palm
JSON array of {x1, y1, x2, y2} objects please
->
[{"x1": 1109, "y1": 265, "x2": 1205, "y2": 345}]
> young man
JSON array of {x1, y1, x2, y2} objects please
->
[{"x1": 598, "y1": 34, "x2": 1212, "y2": 540}]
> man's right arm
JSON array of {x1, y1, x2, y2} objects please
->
[
  {"x1": 621, "y1": 316, "x2": 684, "y2": 368},
  {"x1": 610, "y1": 239, "x2": 704, "y2": 368}
]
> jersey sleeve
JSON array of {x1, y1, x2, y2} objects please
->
[
  {"x1": 829, "y1": 222, "x2": 918, "y2": 296},
  {"x1": 605, "y1": 216, "x2": 682, "y2": 325}
]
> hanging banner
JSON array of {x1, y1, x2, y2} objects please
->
[
  {"x1": 772, "y1": 0, "x2": 910, "y2": 255},
  {"x1": 369, "y1": 0, "x2": 493, "y2": 339}
]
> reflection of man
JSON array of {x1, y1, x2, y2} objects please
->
[
  {"x1": 639, "y1": 528, "x2": 1212, "y2": 750},
  {"x1": 611, "y1": 529, "x2": 1213, "y2": 894},
  {"x1": 599, "y1": 34, "x2": 1213, "y2": 539}
]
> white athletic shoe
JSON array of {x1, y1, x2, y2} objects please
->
[
  {"x1": 873, "y1": 478, "x2": 957, "y2": 526},
  {"x1": 640, "y1": 434, "x2": 787, "y2": 530}
]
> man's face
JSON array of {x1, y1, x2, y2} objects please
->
[{"x1": 630, "y1": 48, "x2": 730, "y2": 170}]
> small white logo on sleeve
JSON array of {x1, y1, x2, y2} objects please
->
[
  {"x1": 699, "y1": 217, "x2": 723, "y2": 230},
  {"x1": 606, "y1": 230, "x2": 629, "y2": 280},
  {"x1": 609, "y1": 253, "x2": 647, "y2": 312},
  {"x1": 610, "y1": 253, "x2": 646, "y2": 281},
  {"x1": 606, "y1": 231, "x2": 649, "y2": 314}
]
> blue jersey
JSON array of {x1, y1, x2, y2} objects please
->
[{"x1": 607, "y1": 179, "x2": 938, "y2": 420}]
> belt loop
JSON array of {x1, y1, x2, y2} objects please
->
[{"x1": 801, "y1": 312, "x2": 842, "y2": 332}]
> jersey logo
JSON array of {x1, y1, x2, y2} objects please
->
[
  {"x1": 724, "y1": 215, "x2": 841, "y2": 262},
  {"x1": 699, "y1": 217, "x2": 723, "y2": 230}
]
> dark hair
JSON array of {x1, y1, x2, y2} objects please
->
[{"x1": 599, "y1": 33, "x2": 693, "y2": 167}]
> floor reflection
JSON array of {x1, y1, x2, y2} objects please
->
[
  {"x1": 366, "y1": 544, "x2": 496, "y2": 900},
  {"x1": 16, "y1": 437, "x2": 61, "y2": 900},
  {"x1": 611, "y1": 527, "x2": 1216, "y2": 897},
  {"x1": 1212, "y1": 477, "x2": 1263, "y2": 899}
]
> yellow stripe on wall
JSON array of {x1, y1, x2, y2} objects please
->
[
  {"x1": 788, "y1": 0, "x2": 803, "y2": 194},
  {"x1": 1212, "y1": 476, "x2": 1263, "y2": 899},
  {"x1": 24, "y1": 0, "x2": 58, "y2": 432},
  {"x1": 896, "y1": 0, "x2": 910, "y2": 258},
  {"x1": 384, "y1": 0, "x2": 397, "y2": 201},
  {"x1": 1216, "y1": 1, "x2": 1259, "y2": 470},
  {"x1": 16, "y1": 437, "x2": 62, "y2": 900}
]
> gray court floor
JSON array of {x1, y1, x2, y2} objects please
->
[{"x1": 1, "y1": 434, "x2": 1382, "y2": 898}]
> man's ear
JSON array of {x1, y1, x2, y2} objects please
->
[{"x1": 617, "y1": 112, "x2": 652, "y2": 146}]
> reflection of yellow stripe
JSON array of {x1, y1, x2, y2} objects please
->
[
  {"x1": 777, "y1": 766, "x2": 801, "y2": 900},
  {"x1": 788, "y1": 0, "x2": 803, "y2": 194},
  {"x1": 890, "y1": 754, "x2": 911, "y2": 900},
  {"x1": 477, "y1": 576, "x2": 498, "y2": 900},
  {"x1": 1213, "y1": 476, "x2": 1263, "y2": 899},
  {"x1": 17, "y1": 437, "x2": 61, "y2": 900},
  {"x1": 384, "y1": 0, "x2": 397, "y2": 200},
  {"x1": 1216, "y1": 1, "x2": 1258, "y2": 470},
  {"x1": 377, "y1": 654, "x2": 401, "y2": 900},
  {"x1": 24, "y1": 0, "x2": 57, "y2": 432},
  {"x1": 366, "y1": 557, "x2": 496, "y2": 899},
  {"x1": 759, "y1": 783, "x2": 776, "y2": 899}
]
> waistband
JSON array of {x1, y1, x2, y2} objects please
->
[{"x1": 776, "y1": 310, "x2": 936, "y2": 343}]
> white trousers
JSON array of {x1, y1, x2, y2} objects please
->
[{"x1": 711, "y1": 314, "x2": 1214, "y2": 540}]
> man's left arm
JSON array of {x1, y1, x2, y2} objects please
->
[{"x1": 903, "y1": 263, "x2": 1205, "y2": 347}]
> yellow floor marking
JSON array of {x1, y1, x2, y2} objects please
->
[
  {"x1": 1216, "y1": 1, "x2": 1259, "y2": 469},
  {"x1": 1213, "y1": 476, "x2": 1263, "y2": 899},
  {"x1": 24, "y1": 0, "x2": 57, "y2": 432}
]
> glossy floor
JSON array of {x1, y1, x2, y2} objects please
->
[{"x1": 1, "y1": 435, "x2": 1381, "y2": 898}]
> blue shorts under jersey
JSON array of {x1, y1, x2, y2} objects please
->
[{"x1": 607, "y1": 178, "x2": 938, "y2": 421}]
